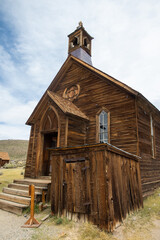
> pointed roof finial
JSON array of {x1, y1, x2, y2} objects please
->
[{"x1": 77, "y1": 21, "x2": 83, "y2": 29}]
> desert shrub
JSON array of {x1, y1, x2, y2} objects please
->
[
  {"x1": 55, "y1": 217, "x2": 63, "y2": 225},
  {"x1": 23, "y1": 204, "x2": 40, "y2": 215},
  {"x1": 3, "y1": 163, "x2": 17, "y2": 169}
]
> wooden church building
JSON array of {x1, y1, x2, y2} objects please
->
[{"x1": 24, "y1": 22, "x2": 160, "y2": 230}]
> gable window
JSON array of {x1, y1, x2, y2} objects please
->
[
  {"x1": 150, "y1": 115, "x2": 155, "y2": 158},
  {"x1": 99, "y1": 110, "x2": 109, "y2": 143}
]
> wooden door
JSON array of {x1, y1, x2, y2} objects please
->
[
  {"x1": 64, "y1": 159, "x2": 91, "y2": 214},
  {"x1": 43, "y1": 132, "x2": 57, "y2": 175}
]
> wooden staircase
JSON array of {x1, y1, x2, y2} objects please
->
[{"x1": 0, "y1": 178, "x2": 51, "y2": 215}]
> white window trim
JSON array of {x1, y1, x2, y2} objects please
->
[{"x1": 96, "y1": 109, "x2": 110, "y2": 144}]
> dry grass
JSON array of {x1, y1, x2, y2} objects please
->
[
  {"x1": 29, "y1": 189, "x2": 160, "y2": 240},
  {"x1": 0, "y1": 168, "x2": 24, "y2": 192},
  {"x1": 0, "y1": 167, "x2": 160, "y2": 240},
  {"x1": 78, "y1": 223, "x2": 116, "y2": 240},
  {"x1": 117, "y1": 188, "x2": 160, "y2": 240},
  {"x1": 0, "y1": 140, "x2": 28, "y2": 161}
]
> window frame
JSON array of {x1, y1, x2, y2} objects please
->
[
  {"x1": 150, "y1": 115, "x2": 156, "y2": 158},
  {"x1": 96, "y1": 108, "x2": 110, "y2": 144}
]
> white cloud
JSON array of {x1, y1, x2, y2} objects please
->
[
  {"x1": 0, "y1": 86, "x2": 37, "y2": 124},
  {"x1": 0, "y1": 124, "x2": 30, "y2": 140},
  {"x1": 0, "y1": 0, "x2": 160, "y2": 139}
]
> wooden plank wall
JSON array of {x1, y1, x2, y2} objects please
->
[
  {"x1": 0, "y1": 159, "x2": 9, "y2": 167},
  {"x1": 137, "y1": 98, "x2": 160, "y2": 197},
  {"x1": 25, "y1": 98, "x2": 67, "y2": 178},
  {"x1": 25, "y1": 61, "x2": 138, "y2": 178},
  {"x1": 25, "y1": 125, "x2": 35, "y2": 178},
  {"x1": 50, "y1": 144, "x2": 143, "y2": 231},
  {"x1": 67, "y1": 116, "x2": 86, "y2": 146},
  {"x1": 53, "y1": 62, "x2": 137, "y2": 155}
]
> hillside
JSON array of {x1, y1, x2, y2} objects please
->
[{"x1": 0, "y1": 140, "x2": 28, "y2": 162}]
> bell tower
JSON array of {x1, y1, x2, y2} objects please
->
[{"x1": 68, "y1": 22, "x2": 93, "y2": 65}]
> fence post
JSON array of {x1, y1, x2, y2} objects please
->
[{"x1": 22, "y1": 184, "x2": 41, "y2": 228}]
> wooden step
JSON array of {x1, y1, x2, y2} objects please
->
[
  {"x1": 3, "y1": 187, "x2": 41, "y2": 199},
  {"x1": 14, "y1": 178, "x2": 51, "y2": 188},
  {"x1": 0, "y1": 192, "x2": 30, "y2": 205},
  {"x1": 0, "y1": 178, "x2": 51, "y2": 215},
  {"x1": 39, "y1": 176, "x2": 51, "y2": 180},
  {"x1": 8, "y1": 183, "x2": 46, "y2": 194},
  {"x1": 0, "y1": 199, "x2": 28, "y2": 215}
]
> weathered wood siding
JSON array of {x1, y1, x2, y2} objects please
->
[
  {"x1": 50, "y1": 144, "x2": 142, "y2": 231},
  {"x1": 25, "y1": 59, "x2": 160, "y2": 198},
  {"x1": 0, "y1": 159, "x2": 9, "y2": 167},
  {"x1": 25, "y1": 125, "x2": 36, "y2": 178},
  {"x1": 67, "y1": 116, "x2": 87, "y2": 146},
  {"x1": 25, "y1": 62, "x2": 138, "y2": 179},
  {"x1": 25, "y1": 97, "x2": 68, "y2": 178},
  {"x1": 137, "y1": 97, "x2": 160, "y2": 197},
  {"x1": 53, "y1": 62, "x2": 137, "y2": 155}
]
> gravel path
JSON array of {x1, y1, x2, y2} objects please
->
[
  {"x1": 0, "y1": 210, "x2": 34, "y2": 240},
  {"x1": 0, "y1": 209, "x2": 75, "y2": 240},
  {"x1": 0, "y1": 209, "x2": 160, "y2": 240}
]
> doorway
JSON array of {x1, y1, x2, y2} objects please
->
[{"x1": 42, "y1": 132, "x2": 57, "y2": 176}]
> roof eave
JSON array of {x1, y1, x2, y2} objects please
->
[
  {"x1": 70, "y1": 55, "x2": 139, "y2": 97},
  {"x1": 26, "y1": 56, "x2": 74, "y2": 125},
  {"x1": 137, "y1": 93, "x2": 160, "y2": 115}
]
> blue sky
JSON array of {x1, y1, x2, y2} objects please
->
[{"x1": 0, "y1": 0, "x2": 160, "y2": 140}]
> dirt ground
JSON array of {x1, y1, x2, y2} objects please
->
[
  {"x1": 113, "y1": 218, "x2": 160, "y2": 240},
  {"x1": 0, "y1": 208, "x2": 160, "y2": 240}
]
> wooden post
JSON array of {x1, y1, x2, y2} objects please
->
[
  {"x1": 42, "y1": 190, "x2": 46, "y2": 205},
  {"x1": 22, "y1": 184, "x2": 41, "y2": 228}
]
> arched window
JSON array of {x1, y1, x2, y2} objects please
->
[{"x1": 99, "y1": 110, "x2": 108, "y2": 143}]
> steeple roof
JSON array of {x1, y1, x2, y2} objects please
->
[
  {"x1": 68, "y1": 22, "x2": 93, "y2": 65},
  {"x1": 68, "y1": 22, "x2": 93, "y2": 40}
]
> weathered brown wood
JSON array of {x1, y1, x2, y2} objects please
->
[
  {"x1": 24, "y1": 24, "x2": 160, "y2": 232},
  {"x1": 136, "y1": 97, "x2": 160, "y2": 195},
  {"x1": 105, "y1": 151, "x2": 114, "y2": 231},
  {"x1": 65, "y1": 117, "x2": 68, "y2": 146},
  {"x1": 51, "y1": 155, "x2": 60, "y2": 214},
  {"x1": 25, "y1": 57, "x2": 139, "y2": 178},
  {"x1": 89, "y1": 151, "x2": 98, "y2": 225},
  {"x1": 95, "y1": 150, "x2": 107, "y2": 228},
  {"x1": 22, "y1": 185, "x2": 41, "y2": 228},
  {"x1": 50, "y1": 143, "x2": 142, "y2": 231},
  {"x1": 0, "y1": 152, "x2": 10, "y2": 167}
]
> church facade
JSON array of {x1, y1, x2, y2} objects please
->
[{"x1": 25, "y1": 22, "x2": 160, "y2": 199}]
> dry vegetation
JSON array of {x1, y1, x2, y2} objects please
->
[
  {"x1": 0, "y1": 168, "x2": 24, "y2": 192},
  {"x1": 27, "y1": 188, "x2": 160, "y2": 240},
  {"x1": 0, "y1": 168, "x2": 160, "y2": 239},
  {"x1": 0, "y1": 140, "x2": 28, "y2": 167},
  {"x1": 0, "y1": 140, "x2": 28, "y2": 161}
]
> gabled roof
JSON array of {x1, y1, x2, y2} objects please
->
[
  {"x1": 68, "y1": 24, "x2": 94, "y2": 40},
  {"x1": 47, "y1": 91, "x2": 89, "y2": 120},
  {"x1": 26, "y1": 54, "x2": 159, "y2": 125},
  {"x1": 0, "y1": 152, "x2": 10, "y2": 161},
  {"x1": 26, "y1": 91, "x2": 89, "y2": 124},
  {"x1": 49, "y1": 55, "x2": 159, "y2": 113},
  {"x1": 48, "y1": 54, "x2": 139, "y2": 96}
]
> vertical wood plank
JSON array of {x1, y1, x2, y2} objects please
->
[
  {"x1": 89, "y1": 151, "x2": 98, "y2": 225},
  {"x1": 95, "y1": 150, "x2": 107, "y2": 229},
  {"x1": 105, "y1": 151, "x2": 115, "y2": 231},
  {"x1": 65, "y1": 117, "x2": 68, "y2": 147}
]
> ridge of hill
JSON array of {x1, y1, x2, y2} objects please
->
[{"x1": 0, "y1": 140, "x2": 28, "y2": 162}]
